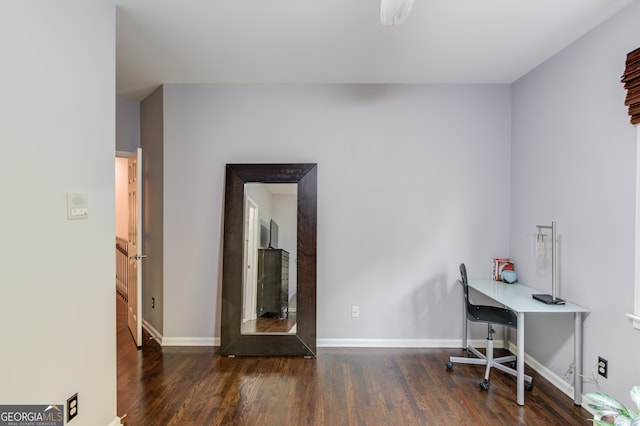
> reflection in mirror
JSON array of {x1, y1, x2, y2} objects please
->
[{"x1": 242, "y1": 183, "x2": 297, "y2": 335}]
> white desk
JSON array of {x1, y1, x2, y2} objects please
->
[{"x1": 466, "y1": 280, "x2": 590, "y2": 406}]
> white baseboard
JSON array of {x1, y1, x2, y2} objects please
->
[
  {"x1": 142, "y1": 320, "x2": 218, "y2": 346},
  {"x1": 507, "y1": 341, "x2": 593, "y2": 413},
  {"x1": 142, "y1": 337, "x2": 502, "y2": 349},
  {"x1": 161, "y1": 337, "x2": 218, "y2": 346},
  {"x1": 317, "y1": 338, "x2": 506, "y2": 349},
  {"x1": 107, "y1": 416, "x2": 123, "y2": 426},
  {"x1": 507, "y1": 341, "x2": 574, "y2": 399},
  {"x1": 142, "y1": 319, "x2": 163, "y2": 344}
]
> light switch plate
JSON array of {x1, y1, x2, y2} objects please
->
[{"x1": 67, "y1": 193, "x2": 89, "y2": 220}]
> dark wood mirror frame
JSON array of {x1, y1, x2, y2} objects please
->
[{"x1": 220, "y1": 163, "x2": 317, "y2": 356}]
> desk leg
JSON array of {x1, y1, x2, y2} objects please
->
[
  {"x1": 462, "y1": 298, "x2": 467, "y2": 350},
  {"x1": 574, "y1": 312, "x2": 583, "y2": 405},
  {"x1": 503, "y1": 326, "x2": 509, "y2": 350},
  {"x1": 517, "y1": 312, "x2": 525, "y2": 406}
]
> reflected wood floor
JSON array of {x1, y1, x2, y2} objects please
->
[
  {"x1": 241, "y1": 313, "x2": 297, "y2": 333},
  {"x1": 116, "y1": 296, "x2": 591, "y2": 425}
]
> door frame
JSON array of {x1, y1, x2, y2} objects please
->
[
  {"x1": 127, "y1": 148, "x2": 143, "y2": 347},
  {"x1": 243, "y1": 197, "x2": 259, "y2": 324},
  {"x1": 115, "y1": 150, "x2": 143, "y2": 347}
]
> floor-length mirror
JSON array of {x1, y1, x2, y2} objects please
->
[{"x1": 220, "y1": 163, "x2": 317, "y2": 356}]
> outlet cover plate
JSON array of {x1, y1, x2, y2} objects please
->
[{"x1": 67, "y1": 393, "x2": 78, "y2": 422}]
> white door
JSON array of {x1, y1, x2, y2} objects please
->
[
  {"x1": 127, "y1": 148, "x2": 143, "y2": 347},
  {"x1": 243, "y1": 198, "x2": 259, "y2": 323}
]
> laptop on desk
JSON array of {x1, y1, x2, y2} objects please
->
[{"x1": 532, "y1": 294, "x2": 566, "y2": 305}]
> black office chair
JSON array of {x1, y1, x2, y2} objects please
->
[{"x1": 446, "y1": 263, "x2": 533, "y2": 391}]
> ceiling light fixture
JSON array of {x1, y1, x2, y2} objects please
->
[{"x1": 380, "y1": 0, "x2": 414, "y2": 26}]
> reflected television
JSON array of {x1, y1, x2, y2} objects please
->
[{"x1": 268, "y1": 219, "x2": 278, "y2": 249}]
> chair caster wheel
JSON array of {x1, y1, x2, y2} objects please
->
[
  {"x1": 445, "y1": 361, "x2": 453, "y2": 370},
  {"x1": 525, "y1": 381, "x2": 534, "y2": 391},
  {"x1": 479, "y1": 380, "x2": 490, "y2": 391}
]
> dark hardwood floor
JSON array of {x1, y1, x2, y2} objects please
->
[
  {"x1": 116, "y1": 296, "x2": 592, "y2": 425},
  {"x1": 241, "y1": 313, "x2": 297, "y2": 334}
]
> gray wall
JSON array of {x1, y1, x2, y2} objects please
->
[
  {"x1": 155, "y1": 84, "x2": 513, "y2": 342},
  {"x1": 272, "y1": 193, "x2": 298, "y2": 297},
  {"x1": 0, "y1": 2, "x2": 117, "y2": 424},
  {"x1": 116, "y1": 98, "x2": 140, "y2": 153},
  {"x1": 141, "y1": 87, "x2": 165, "y2": 335},
  {"x1": 511, "y1": 0, "x2": 640, "y2": 406}
]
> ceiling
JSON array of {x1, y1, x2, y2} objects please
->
[{"x1": 116, "y1": 0, "x2": 633, "y2": 101}]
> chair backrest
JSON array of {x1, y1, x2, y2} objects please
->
[
  {"x1": 460, "y1": 262, "x2": 486, "y2": 322},
  {"x1": 459, "y1": 262, "x2": 517, "y2": 328},
  {"x1": 460, "y1": 263, "x2": 470, "y2": 299}
]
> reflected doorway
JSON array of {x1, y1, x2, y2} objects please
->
[{"x1": 242, "y1": 197, "x2": 259, "y2": 327}]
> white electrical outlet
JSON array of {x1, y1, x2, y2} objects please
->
[{"x1": 351, "y1": 305, "x2": 359, "y2": 318}]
